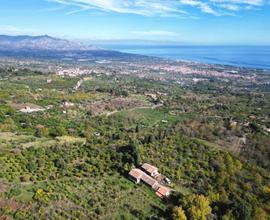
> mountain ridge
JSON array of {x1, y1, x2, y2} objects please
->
[{"x1": 0, "y1": 34, "x2": 98, "y2": 51}]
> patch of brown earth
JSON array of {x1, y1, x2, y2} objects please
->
[{"x1": 88, "y1": 97, "x2": 147, "y2": 115}]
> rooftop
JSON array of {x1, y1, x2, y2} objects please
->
[
  {"x1": 141, "y1": 173, "x2": 159, "y2": 189},
  {"x1": 141, "y1": 163, "x2": 158, "y2": 174},
  {"x1": 129, "y1": 163, "x2": 171, "y2": 199},
  {"x1": 129, "y1": 168, "x2": 144, "y2": 180},
  {"x1": 155, "y1": 186, "x2": 170, "y2": 199}
]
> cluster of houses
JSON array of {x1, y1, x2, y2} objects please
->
[{"x1": 129, "y1": 163, "x2": 171, "y2": 199}]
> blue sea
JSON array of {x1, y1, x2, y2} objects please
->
[{"x1": 103, "y1": 45, "x2": 270, "y2": 70}]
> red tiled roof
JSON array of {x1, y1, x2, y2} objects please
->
[
  {"x1": 141, "y1": 173, "x2": 159, "y2": 188},
  {"x1": 129, "y1": 166, "x2": 171, "y2": 199},
  {"x1": 129, "y1": 168, "x2": 144, "y2": 180},
  {"x1": 141, "y1": 163, "x2": 158, "y2": 174},
  {"x1": 156, "y1": 186, "x2": 170, "y2": 198}
]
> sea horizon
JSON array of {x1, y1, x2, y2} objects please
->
[{"x1": 101, "y1": 44, "x2": 270, "y2": 70}]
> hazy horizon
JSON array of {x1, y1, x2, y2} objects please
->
[{"x1": 2, "y1": 34, "x2": 270, "y2": 47}]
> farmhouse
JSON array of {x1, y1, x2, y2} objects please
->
[{"x1": 129, "y1": 163, "x2": 171, "y2": 199}]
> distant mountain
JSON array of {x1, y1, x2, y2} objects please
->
[
  {"x1": 0, "y1": 35, "x2": 97, "y2": 51},
  {"x1": 0, "y1": 35, "x2": 149, "y2": 61}
]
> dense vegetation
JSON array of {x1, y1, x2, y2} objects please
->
[{"x1": 0, "y1": 67, "x2": 269, "y2": 219}]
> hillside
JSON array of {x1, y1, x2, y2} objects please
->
[{"x1": 0, "y1": 63, "x2": 269, "y2": 219}]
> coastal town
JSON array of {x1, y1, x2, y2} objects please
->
[{"x1": 0, "y1": 56, "x2": 265, "y2": 89}]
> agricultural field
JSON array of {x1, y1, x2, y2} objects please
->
[{"x1": 0, "y1": 67, "x2": 270, "y2": 219}]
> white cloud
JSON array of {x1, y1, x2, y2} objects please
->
[
  {"x1": 66, "y1": 6, "x2": 92, "y2": 14},
  {"x1": 210, "y1": 0, "x2": 263, "y2": 6},
  {"x1": 180, "y1": 0, "x2": 221, "y2": 15},
  {"x1": 48, "y1": 0, "x2": 268, "y2": 17},
  {"x1": 49, "y1": 0, "x2": 187, "y2": 16},
  {"x1": 131, "y1": 30, "x2": 178, "y2": 37},
  {"x1": 219, "y1": 4, "x2": 240, "y2": 10},
  {"x1": 180, "y1": 0, "x2": 267, "y2": 15}
]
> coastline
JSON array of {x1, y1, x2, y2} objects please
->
[{"x1": 101, "y1": 45, "x2": 270, "y2": 71}]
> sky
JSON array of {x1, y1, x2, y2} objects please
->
[{"x1": 0, "y1": 0, "x2": 270, "y2": 44}]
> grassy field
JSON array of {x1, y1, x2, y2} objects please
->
[{"x1": 114, "y1": 107, "x2": 195, "y2": 127}]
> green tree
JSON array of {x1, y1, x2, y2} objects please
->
[
  {"x1": 35, "y1": 125, "x2": 49, "y2": 137},
  {"x1": 189, "y1": 195, "x2": 212, "y2": 220},
  {"x1": 83, "y1": 126, "x2": 94, "y2": 140},
  {"x1": 54, "y1": 158, "x2": 66, "y2": 170},
  {"x1": 173, "y1": 206, "x2": 187, "y2": 220},
  {"x1": 0, "y1": 117, "x2": 17, "y2": 132},
  {"x1": 253, "y1": 207, "x2": 267, "y2": 220},
  {"x1": 235, "y1": 202, "x2": 252, "y2": 220},
  {"x1": 55, "y1": 125, "x2": 67, "y2": 136},
  {"x1": 222, "y1": 210, "x2": 236, "y2": 220},
  {"x1": 33, "y1": 189, "x2": 50, "y2": 205},
  {"x1": 27, "y1": 160, "x2": 37, "y2": 172},
  {"x1": 130, "y1": 141, "x2": 142, "y2": 166}
]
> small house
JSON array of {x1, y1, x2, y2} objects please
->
[{"x1": 141, "y1": 163, "x2": 159, "y2": 177}]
